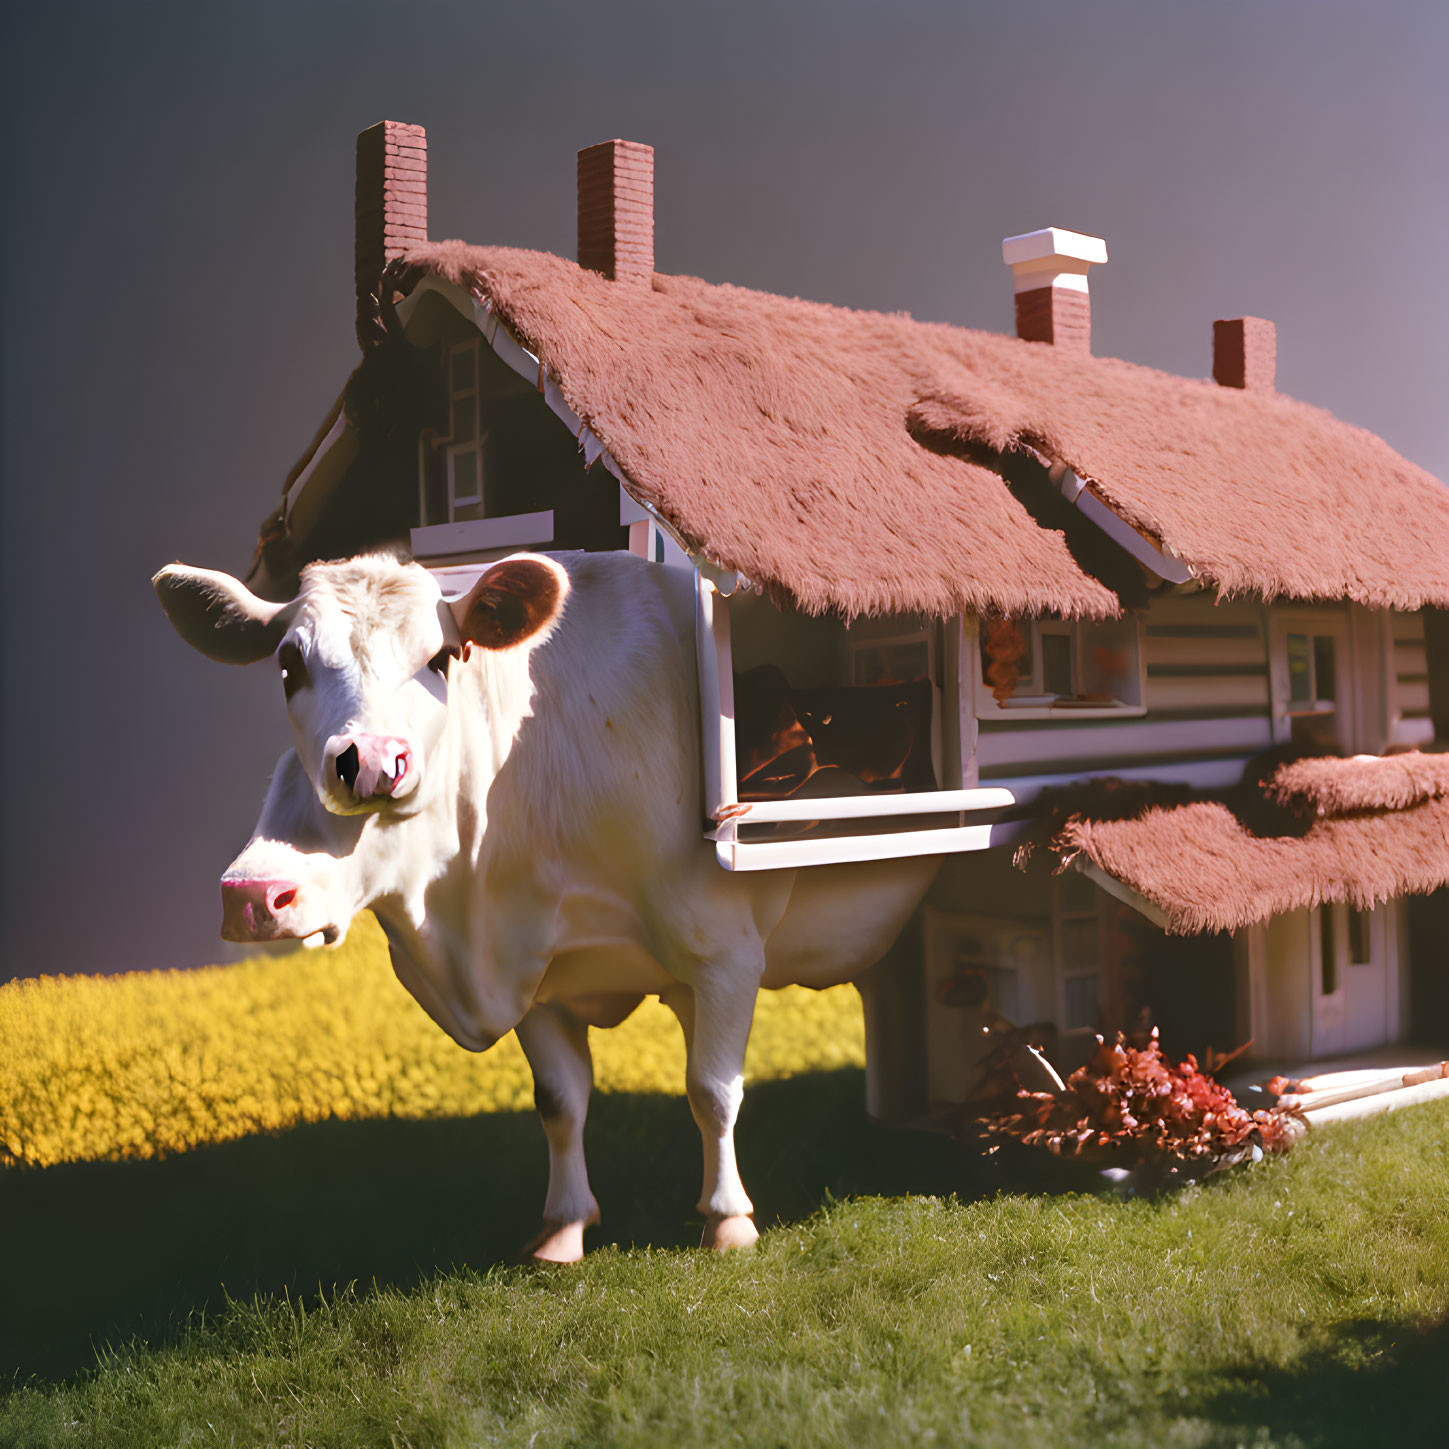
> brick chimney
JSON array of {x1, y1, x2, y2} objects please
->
[
  {"x1": 578, "y1": 140, "x2": 654, "y2": 285},
  {"x1": 1002, "y1": 227, "x2": 1107, "y2": 355},
  {"x1": 1213, "y1": 316, "x2": 1276, "y2": 393},
  {"x1": 355, "y1": 120, "x2": 427, "y2": 302}
]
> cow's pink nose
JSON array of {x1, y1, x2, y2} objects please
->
[
  {"x1": 329, "y1": 733, "x2": 413, "y2": 801},
  {"x1": 221, "y1": 878, "x2": 299, "y2": 941}
]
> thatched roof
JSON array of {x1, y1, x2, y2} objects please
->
[
  {"x1": 1026, "y1": 760, "x2": 1449, "y2": 935},
  {"x1": 408, "y1": 243, "x2": 1115, "y2": 620},
  {"x1": 403, "y1": 241, "x2": 1449, "y2": 618},
  {"x1": 1268, "y1": 750, "x2": 1449, "y2": 815}
]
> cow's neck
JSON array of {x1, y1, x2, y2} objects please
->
[{"x1": 361, "y1": 643, "x2": 550, "y2": 1046}]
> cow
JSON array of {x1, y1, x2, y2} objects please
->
[{"x1": 154, "y1": 548, "x2": 940, "y2": 1259}]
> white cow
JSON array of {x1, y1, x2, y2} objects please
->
[{"x1": 155, "y1": 549, "x2": 939, "y2": 1258}]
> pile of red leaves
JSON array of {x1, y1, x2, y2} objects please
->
[{"x1": 977, "y1": 1031, "x2": 1304, "y2": 1171}]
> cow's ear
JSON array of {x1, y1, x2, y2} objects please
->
[
  {"x1": 153, "y1": 563, "x2": 295, "y2": 665},
  {"x1": 450, "y1": 555, "x2": 568, "y2": 654}
]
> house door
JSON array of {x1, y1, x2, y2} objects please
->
[{"x1": 1311, "y1": 904, "x2": 1390, "y2": 1056}]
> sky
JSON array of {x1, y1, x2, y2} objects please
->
[{"x1": 2, "y1": 0, "x2": 1446, "y2": 979}]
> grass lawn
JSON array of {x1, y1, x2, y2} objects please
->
[{"x1": 4, "y1": 1077, "x2": 1448, "y2": 1447}]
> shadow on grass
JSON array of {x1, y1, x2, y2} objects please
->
[
  {"x1": 1188, "y1": 1315, "x2": 1449, "y2": 1446},
  {"x1": 6, "y1": 1068, "x2": 1052, "y2": 1383}
]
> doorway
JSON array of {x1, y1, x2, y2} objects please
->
[{"x1": 1311, "y1": 903, "x2": 1392, "y2": 1055}]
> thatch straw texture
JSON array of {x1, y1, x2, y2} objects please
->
[
  {"x1": 1038, "y1": 786, "x2": 1449, "y2": 936},
  {"x1": 409, "y1": 242, "x2": 1119, "y2": 620},
  {"x1": 407, "y1": 242, "x2": 1449, "y2": 618},
  {"x1": 1268, "y1": 751, "x2": 1449, "y2": 815}
]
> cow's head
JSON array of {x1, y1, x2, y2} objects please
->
[
  {"x1": 220, "y1": 752, "x2": 366, "y2": 946},
  {"x1": 155, "y1": 553, "x2": 569, "y2": 817}
]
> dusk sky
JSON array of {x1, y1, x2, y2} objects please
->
[{"x1": 3, "y1": 0, "x2": 1446, "y2": 979}]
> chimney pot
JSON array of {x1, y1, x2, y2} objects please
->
[
  {"x1": 356, "y1": 120, "x2": 427, "y2": 302},
  {"x1": 1002, "y1": 227, "x2": 1107, "y2": 355},
  {"x1": 578, "y1": 140, "x2": 654, "y2": 285},
  {"x1": 1213, "y1": 316, "x2": 1276, "y2": 393}
]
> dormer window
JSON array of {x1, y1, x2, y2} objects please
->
[
  {"x1": 443, "y1": 340, "x2": 483, "y2": 521},
  {"x1": 975, "y1": 614, "x2": 1144, "y2": 719},
  {"x1": 417, "y1": 339, "x2": 486, "y2": 528}
]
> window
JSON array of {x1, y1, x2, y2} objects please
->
[
  {"x1": 1271, "y1": 614, "x2": 1347, "y2": 751},
  {"x1": 732, "y1": 617, "x2": 941, "y2": 805},
  {"x1": 977, "y1": 614, "x2": 1143, "y2": 717},
  {"x1": 1319, "y1": 904, "x2": 1377, "y2": 994},
  {"x1": 1286, "y1": 631, "x2": 1337, "y2": 713},
  {"x1": 928, "y1": 914, "x2": 1048, "y2": 1024},
  {"x1": 1320, "y1": 905, "x2": 1338, "y2": 997},
  {"x1": 417, "y1": 339, "x2": 486, "y2": 527},
  {"x1": 922, "y1": 909, "x2": 1050, "y2": 1108},
  {"x1": 444, "y1": 340, "x2": 484, "y2": 521},
  {"x1": 1346, "y1": 906, "x2": 1370, "y2": 966},
  {"x1": 946, "y1": 946, "x2": 1025, "y2": 1023},
  {"x1": 849, "y1": 629, "x2": 932, "y2": 687}
]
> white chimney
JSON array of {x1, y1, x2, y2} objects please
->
[{"x1": 1002, "y1": 227, "x2": 1107, "y2": 355}]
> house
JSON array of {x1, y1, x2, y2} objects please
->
[{"x1": 247, "y1": 120, "x2": 1449, "y2": 1125}]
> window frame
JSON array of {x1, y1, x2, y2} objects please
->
[
  {"x1": 1268, "y1": 610, "x2": 1349, "y2": 745},
  {"x1": 1283, "y1": 631, "x2": 1336, "y2": 714},
  {"x1": 971, "y1": 614, "x2": 1147, "y2": 721},
  {"x1": 417, "y1": 338, "x2": 486, "y2": 528},
  {"x1": 699, "y1": 581, "x2": 1013, "y2": 872},
  {"x1": 444, "y1": 338, "x2": 484, "y2": 519},
  {"x1": 847, "y1": 626, "x2": 935, "y2": 691}
]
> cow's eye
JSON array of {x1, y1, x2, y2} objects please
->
[
  {"x1": 428, "y1": 644, "x2": 460, "y2": 676},
  {"x1": 278, "y1": 642, "x2": 308, "y2": 699}
]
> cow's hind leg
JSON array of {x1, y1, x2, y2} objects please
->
[
  {"x1": 663, "y1": 970, "x2": 761, "y2": 1251},
  {"x1": 515, "y1": 1002, "x2": 599, "y2": 1263}
]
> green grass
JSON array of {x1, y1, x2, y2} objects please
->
[{"x1": 4, "y1": 1078, "x2": 1448, "y2": 1448}]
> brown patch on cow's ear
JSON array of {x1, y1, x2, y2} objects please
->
[{"x1": 452, "y1": 556, "x2": 568, "y2": 652}]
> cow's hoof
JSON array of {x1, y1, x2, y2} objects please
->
[
  {"x1": 524, "y1": 1219, "x2": 590, "y2": 1264},
  {"x1": 702, "y1": 1213, "x2": 759, "y2": 1251}
]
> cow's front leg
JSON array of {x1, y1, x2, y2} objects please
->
[
  {"x1": 514, "y1": 1002, "x2": 599, "y2": 1263},
  {"x1": 664, "y1": 968, "x2": 762, "y2": 1251}
]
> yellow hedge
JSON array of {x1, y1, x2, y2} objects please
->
[{"x1": 0, "y1": 914, "x2": 864, "y2": 1169}]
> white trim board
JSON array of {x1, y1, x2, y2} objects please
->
[
  {"x1": 717, "y1": 787, "x2": 1013, "y2": 826},
  {"x1": 976, "y1": 713, "x2": 1273, "y2": 771},
  {"x1": 1063, "y1": 472, "x2": 1193, "y2": 584},
  {"x1": 411, "y1": 510, "x2": 555, "y2": 561},
  {"x1": 716, "y1": 823, "x2": 998, "y2": 872},
  {"x1": 697, "y1": 572, "x2": 1016, "y2": 871},
  {"x1": 290, "y1": 410, "x2": 349, "y2": 508},
  {"x1": 1072, "y1": 858, "x2": 1173, "y2": 932}
]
